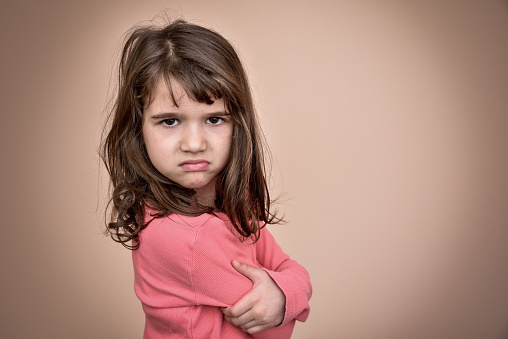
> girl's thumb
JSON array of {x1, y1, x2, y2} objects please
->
[{"x1": 231, "y1": 260, "x2": 257, "y2": 280}]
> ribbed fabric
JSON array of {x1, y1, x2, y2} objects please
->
[{"x1": 132, "y1": 211, "x2": 312, "y2": 338}]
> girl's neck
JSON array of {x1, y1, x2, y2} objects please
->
[{"x1": 193, "y1": 178, "x2": 217, "y2": 208}]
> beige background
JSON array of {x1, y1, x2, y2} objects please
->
[{"x1": 1, "y1": 1, "x2": 508, "y2": 338}]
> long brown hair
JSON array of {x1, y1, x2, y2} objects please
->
[{"x1": 101, "y1": 19, "x2": 280, "y2": 249}]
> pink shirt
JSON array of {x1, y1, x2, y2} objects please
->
[{"x1": 132, "y1": 212, "x2": 312, "y2": 338}]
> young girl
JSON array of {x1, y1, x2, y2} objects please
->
[{"x1": 101, "y1": 19, "x2": 312, "y2": 338}]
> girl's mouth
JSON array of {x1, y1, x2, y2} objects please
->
[{"x1": 179, "y1": 160, "x2": 210, "y2": 171}]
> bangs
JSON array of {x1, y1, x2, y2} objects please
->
[{"x1": 144, "y1": 61, "x2": 228, "y2": 110}]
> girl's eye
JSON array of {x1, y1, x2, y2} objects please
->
[
  {"x1": 162, "y1": 119, "x2": 179, "y2": 127},
  {"x1": 207, "y1": 117, "x2": 223, "y2": 125}
]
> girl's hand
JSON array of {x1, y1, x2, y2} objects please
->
[{"x1": 221, "y1": 260, "x2": 286, "y2": 334}]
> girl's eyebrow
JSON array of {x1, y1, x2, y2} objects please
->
[
  {"x1": 203, "y1": 111, "x2": 230, "y2": 117},
  {"x1": 149, "y1": 112, "x2": 179, "y2": 119},
  {"x1": 150, "y1": 111, "x2": 230, "y2": 119}
]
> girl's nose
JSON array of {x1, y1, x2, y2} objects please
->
[{"x1": 180, "y1": 125, "x2": 206, "y2": 153}]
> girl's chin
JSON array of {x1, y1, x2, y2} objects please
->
[
  {"x1": 173, "y1": 174, "x2": 217, "y2": 192},
  {"x1": 182, "y1": 181, "x2": 213, "y2": 191}
]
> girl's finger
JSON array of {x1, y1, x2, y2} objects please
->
[
  {"x1": 225, "y1": 311, "x2": 255, "y2": 327},
  {"x1": 240, "y1": 319, "x2": 261, "y2": 332},
  {"x1": 244, "y1": 324, "x2": 269, "y2": 334},
  {"x1": 222, "y1": 303, "x2": 252, "y2": 319},
  {"x1": 222, "y1": 294, "x2": 255, "y2": 318}
]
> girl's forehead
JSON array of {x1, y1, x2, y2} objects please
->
[
  {"x1": 155, "y1": 77, "x2": 186, "y2": 100},
  {"x1": 144, "y1": 77, "x2": 189, "y2": 109}
]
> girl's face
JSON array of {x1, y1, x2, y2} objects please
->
[{"x1": 142, "y1": 77, "x2": 233, "y2": 200}]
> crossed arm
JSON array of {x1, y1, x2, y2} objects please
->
[
  {"x1": 193, "y1": 223, "x2": 312, "y2": 334},
  {"x1": 222, "y1": 260, "x2": 286, "y2": 333},
  {"x1": 133, "y1": 214, "x2": 311, "y2": 338}
]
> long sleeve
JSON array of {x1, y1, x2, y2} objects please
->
[
  {"x1": 134, "y1": 213, "x2": 258, "y2": 338},
  {"x1": 191, "y1": 215, "x2": 260, "y2": 307},
  {"x1": 133, "y1": 213, "x2": 255, "y2": 308},
  {"x1": 132, "y1": 212, "x2": 310, "y2": 338},
  {"x1": 254, "y1": 227, "x2": 312, "y2": 325}
]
